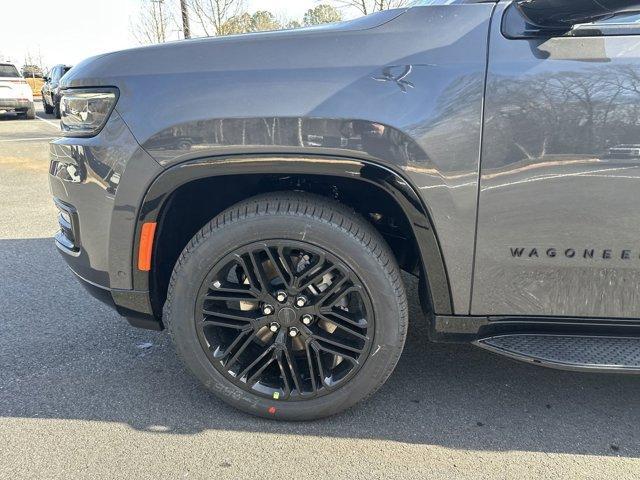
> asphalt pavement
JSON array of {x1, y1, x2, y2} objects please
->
[{"x1": 0, "y1": 103, "x2": 639, "y2": 479}]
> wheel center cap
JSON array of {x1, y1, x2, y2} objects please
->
[{"x1": 278, "y1": 307, "x2": 297, "y2": 326}]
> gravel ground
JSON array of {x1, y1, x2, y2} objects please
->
[{"x1": 0, "y1": 104, "x2": 638, "y2": 479}]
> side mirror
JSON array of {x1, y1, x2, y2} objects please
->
[{"x1": 514, "y1": 0, "x2": 640, "y2": 30}]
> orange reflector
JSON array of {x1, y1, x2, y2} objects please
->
[{"x1": 138, "y1": 222, "x2": 157, "y2": 271}]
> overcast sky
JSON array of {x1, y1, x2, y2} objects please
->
[{"x1": 1, "y1": 0, "x2": 356, "y2": 69}]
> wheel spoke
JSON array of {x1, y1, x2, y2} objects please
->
[
  {"x1": 316, "y1": 276, "x2": 349, "y2": 306},
  {"x1": 277, "y1": 246, "x2": 296, "y2": 283},
  {"x1": 312, "y1": 334, "x2": 363, "y2": 358},
  {"x1": 319, "y1": 307, "x2": 368, "y2": 328},
  {"x1": 203, "y1": 309, "x2": 256, "y2": 323},
  {"x1": 216, "y1": 329, "x2": 251, "y2": 360},
  {"x1": 238, "y1": 345, "x2": 275, "y2": 382},
  {"x1": 311, "y1": 343, "x2": 329, "y2": 387},
  {"x1": 326, "y1": 285, "x2": 361, "y2": 307},
  {"x1": 235, "y1": 254, "x2": 262, "y2": 293},
  {"x1": 304, "y1": 340, "x2": 319, "y2": 394},
  {"x1": 203, "y1": 319, "x2": 252, "y2": 330},
  {"x1": 249, "y1": 250, "x2": 273, "y2": 294},
  {"x1": 246, "y1": 353, "x2": 277, "y2": 385},
  {"x1": 318, "y1": 312, "x2": 368, "y2": 340},
  {"x1": 224, "y1": 332, "x2": 255, "y2": 368},
  {"x1": 204, "y1": 291, "x2": 258, "y2": 302},
  {"x1": 265, "y1": 247, "x2": 292, "y2": 288},
  {"x1": 297, "y1": 262, "x2": 335, "y2": 292},
  {"x1": 283, "y1": 346, "x2": 304, "y2": 395},
  {"x1": 275, "y1": 350, "x2": 292, "y2": 399}
]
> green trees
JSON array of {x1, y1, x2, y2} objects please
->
[{"x1": 303, "y1": 5, "x2": 343, "y2": 26}]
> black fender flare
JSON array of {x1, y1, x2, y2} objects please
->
[{"x1": 132, "y1": 154, "x2": 453, "y2": 315}]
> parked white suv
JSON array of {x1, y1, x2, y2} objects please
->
[{"x1": 0, "y1": 63, "x2": 35, "y2": 119}]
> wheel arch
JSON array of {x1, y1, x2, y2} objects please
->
[{"x1": 133, "y1": 154, "x2": 454, "y2": 320}]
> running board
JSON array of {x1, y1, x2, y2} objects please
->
[{"x1": 474, "y1": 334, "x2": 640, "y2": 374}]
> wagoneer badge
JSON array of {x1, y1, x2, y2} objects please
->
[{"x1": 510, "y1": 248, "x2": 640, "y2": 260}]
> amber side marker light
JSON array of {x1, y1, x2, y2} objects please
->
[{"x1": 138, "y1": 222, "x2": 157, "y2": 271}]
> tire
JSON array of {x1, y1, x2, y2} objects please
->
[
  {"x1": 23, "y1": 104, "x2": 36, "y2": 120},
  {"x1": 164, "y1": 192, "x2": 408, "y2": 420},
  {"x1": 53, "y1": 98, "x2": 61, "y2": 119},
  {"x1": 43, "y1": 98, "x2": 54, "y2": 114}
]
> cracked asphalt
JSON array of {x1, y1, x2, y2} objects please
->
[{"x1": 0, "y1": 103, "x2": 639, "y2": 479}]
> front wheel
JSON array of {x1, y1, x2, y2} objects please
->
[
  {"x1": 164, "y1": 192, "x2": 408, "y2": 420},
  {"x1": 43, "y1": 98, "x2": 54, "y2": 114},
  {"x1": 22, "y1": 104, "x2": 36, "y2": 120},
  {"x1": 53, "y1": 98, "x2": 61, "y2": 119}
]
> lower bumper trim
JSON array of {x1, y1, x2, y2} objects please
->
[
  {"x1": 71, "y1": 269, "x2": 163, "y2": 331},
  {"x1": 0, "y1": 99, "x2": 32, "y2": 110}
]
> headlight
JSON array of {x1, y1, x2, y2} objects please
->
[{"x1": 60, "y1": 88, "x2": 119, "y2": 137}]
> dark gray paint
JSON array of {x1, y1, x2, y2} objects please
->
[
  {"x1": 52, "y1": 1, "x2": 640, "y2": 322},
  {"x1": 472, "y1": 1, "x2": 640, "y2": 318},
  {"x1": 50, "y1": 111, "x2": 162, "y2": 289},
  {"x1": 58, "y1": 4, "x2": 495, "y2": 313}
]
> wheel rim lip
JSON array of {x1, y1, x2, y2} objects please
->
[{"x1": 193, "y1": 238, "x2": 376, "y2": 402}]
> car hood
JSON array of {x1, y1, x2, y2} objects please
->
[{"x1": 61, "y1": 8, "x2": 408, "y2": 89}]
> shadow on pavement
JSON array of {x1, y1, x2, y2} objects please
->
[{"x1": 0, "y1": 237, "x2": 638, "y2": 458}]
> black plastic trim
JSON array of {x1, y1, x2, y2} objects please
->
[
  {"x1": 132, "y1": 154, "x2": 454, "y2": 316},
  {"x1": 53, "y1": 198, "x2": 82, "y2": 256},
  {"x1": 70, "y1": 268, "x2": 162, "y2": 330},
  {"x1": 432, "y1": 314, "x2": 640, "y2": 343},
  {"x1": 475, "y1": 334, "x2": 640, "y2": 374}
]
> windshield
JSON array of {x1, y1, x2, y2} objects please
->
[{"x1": 0, "y1": 64, "x2": 20, "y2": 78}]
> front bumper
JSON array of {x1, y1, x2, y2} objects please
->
[
  {"x1": 0, "y1": 98, "x2": 32, "y2": 111},
  {"x1": 49, "y1": 108, "x2": 164, "y2": 329},
  {"x1": 73, "y1": 271, "x2": 162, "y2": 330}
]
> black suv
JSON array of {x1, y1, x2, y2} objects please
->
[
  {"x1": 50, "y1": 0, "x2": 640, "y2": 420},
  {"x1": 42, "y1": 64, "x2": 72, "y2": 118}
]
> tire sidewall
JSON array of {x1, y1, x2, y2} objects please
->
[{"x1": 168, "y1": 211, "x2": 405, "y2": 420}]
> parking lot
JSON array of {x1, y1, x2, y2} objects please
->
[{"x1": 0, "y1": 103, "x2": 639, "y2": 479}]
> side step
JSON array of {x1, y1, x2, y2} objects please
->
[{"x1": 474, "y1": 334, "x2": 640, "y2": 374}]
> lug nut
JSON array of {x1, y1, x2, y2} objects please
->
[
  {"x1": 295, "y1": 296, "x2": 308, "y2": 308},
  {"x1": 269, "y1": 322, "x2": 280, "y2": 333},
  {"x1": 289, "y1": 327, "x2": 299, "y2": 338},
  {"x1": 275, "y1": 291, "x2": 287, "y2": 303},
  {"x1": 262, "y1": 304, "x2": 275, "y2": 315},
  {"x1": 301, "y1": 314, "x2": 314, "y2": 326}
]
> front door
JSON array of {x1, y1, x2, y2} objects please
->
[{"x1": 472, "y1": 4, "x2": 640, "y2": 318}]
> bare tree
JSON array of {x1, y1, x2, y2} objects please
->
[
  {"x1": 23, "y1": 50, "x2": 45, "y2": 78},
  {"x1": 332, "y1": 0, "x2": 410, "y2": 15},
  {"x1": 131, "y1": 0, "x2": 174, "y2": 44},
  {"x1": 189, "y1": 0, "x2": 246, "y2": 36}
]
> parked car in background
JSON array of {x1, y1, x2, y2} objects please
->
[
  {"x1": 42, "y1": 64, "x2": 72, "y2": 118},
  {"x1": 51, "y1": 0, "x2": 640, "y2": 421},
  {"x1": 0, "y1": 62, "x2": 35, "y2": 119}
]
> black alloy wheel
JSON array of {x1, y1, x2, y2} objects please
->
[{"x1": 195, "y1": 241, "x2": 374, "y2": 401}]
